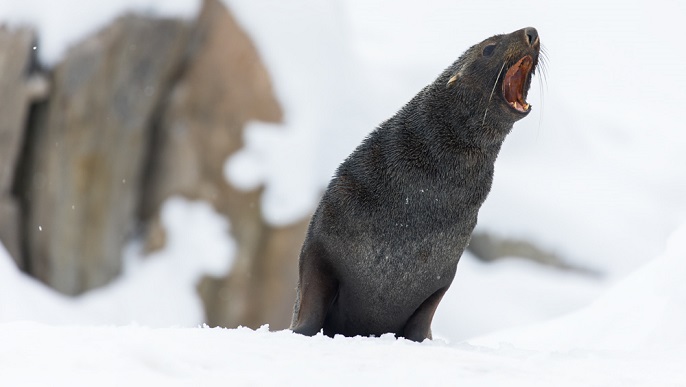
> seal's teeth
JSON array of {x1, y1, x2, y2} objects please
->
[{"x1": 510, "y1": 100, "x2": 530, "y2": 112}]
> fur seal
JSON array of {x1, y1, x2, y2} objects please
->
[{"x1": 291, "y1": 27, "x2": 541, "y2": 341}]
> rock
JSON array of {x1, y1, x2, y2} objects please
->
[
  {"x1": 3, "y1": 0, "x2": 310, "y2": 328},
  {"x1": 0, "y1": 26, "x2": 35, "y2": 194},
  {"x1": 23, "y1": 15, "x2": 192, "y2": 295},
  {"x1": 141, "y1": 0, "x2": 282, "y2": 213},
  {"x1": 0, "y1": 198, "x2": 22, "y2": 268},
  {"x1": 0, "y1": 26, "x2": 38, "y2": 267},
  {"x1": 468, "y1": 232, "x2": 600, "y2": 276},
  {"x1": 142, "y1": 0, "x2": 305, "y2": 329}
]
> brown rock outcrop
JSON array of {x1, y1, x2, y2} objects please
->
[
  {"x1": 143, "y1": 0, "x2": 305, "y2": 330},
  {"x1": 3, "y1": 0, "x2": 309, "y2": 330},
  {"x1": 23, "y1": 16, "x2": 191, "y2": 295},
  {"x1": 0, "y1": 26, "x2": 37, "y2": 267}
]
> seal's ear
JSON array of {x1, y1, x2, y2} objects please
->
[
  {"x1": 446, "y1": 72, "x2": 460, "y2": 88},
  {"x1": 447, "y1": 58, "x2": 471, "y2": 88},
  {"x1": 446, "y1": 73, "x2": 459, "y2": 88}
]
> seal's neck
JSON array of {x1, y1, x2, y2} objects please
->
[{"x1": 413, "y1": 82, "x2": 514, "y2": 154}]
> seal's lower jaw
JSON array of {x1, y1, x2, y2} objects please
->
[{"x1": 502, "y1": 55, "x2": 533, "y2": 114}]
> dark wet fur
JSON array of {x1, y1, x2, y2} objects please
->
[{"x1": 291, "y1": 28, "x2": 541, "y2": 342}]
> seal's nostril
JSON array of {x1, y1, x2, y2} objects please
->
[{"x1": 524, "y1": 27, "x2": 538, "y2": 46}]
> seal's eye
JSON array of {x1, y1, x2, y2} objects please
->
[{"x1": 482, "y1": 44, "x2": 496, "y2": 57}]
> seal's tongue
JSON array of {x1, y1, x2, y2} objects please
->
[{"x1": 503, "y1": 55, "x2": 533, "y2": 113}]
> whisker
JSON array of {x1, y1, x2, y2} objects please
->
[
  {"x1": 536, "y1": 44, "x2": 550, "y2": 139},
  {"x1": 482, "y1": 61, "x2": 507, "y2": 126},
  {"x1": 539, "y1": 44, "x2": 550, "y2": 93},
  {"x1": 537, "y1": 69, "x2": 544, "y2": 141}
]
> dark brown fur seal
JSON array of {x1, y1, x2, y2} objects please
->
[{"x1": 291, "y1": 27, "x2": 541, "y2": 341}]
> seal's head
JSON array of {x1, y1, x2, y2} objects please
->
[{"x1": 445, "y1": 27, "x2": 541, "y2": 124}]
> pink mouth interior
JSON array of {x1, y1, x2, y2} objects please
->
[{"x1": 502, "y1": 55, "x2": 533, "y2": 112}]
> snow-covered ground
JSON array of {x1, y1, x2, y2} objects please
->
[
  {"x1": 1, "y1": 0, "x2": 686, "y2": 385},
  {"x1": 0, "y1": 322, "x2": 682, "y2": 387},
  {"x1": 1, "y1": 223, "x2": 685, "y2": 386}
]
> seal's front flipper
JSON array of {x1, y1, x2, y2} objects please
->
[
  {"x1": 290, "y1": 248, "x2": 338, "y2": 337},
  {"x1": 402, "y1": 286, "x2": 449, "y2": 342}
]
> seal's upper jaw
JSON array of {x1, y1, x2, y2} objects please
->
[{"x1": 502, "y1": 55, "x2": 534, "y2": 114}]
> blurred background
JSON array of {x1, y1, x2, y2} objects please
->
[{"x1": 0, "y1": 0, "x2": 684, "y2": 342}]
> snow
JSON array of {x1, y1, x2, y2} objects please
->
[
  {"x1": 223, "y1": 0, "x2": 364, "y2": 226},
  {"x1": 3, "y1": 223, "x2": 686, "y2": 386},
  {"x1": 0, "y1": 322, "x2": 682, "y2": 386},
  {"x1": 473, "y1": 223, "x2": 686, "y2": 354},
  {"x1": 0, "y1": 197, "x2": 235, "y2": 326},
  {"x1": 433, "y1": 252, "x2": 603, "y2": 341}
]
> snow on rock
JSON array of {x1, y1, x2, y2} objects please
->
[
  {"x1": 223, "y1": 119, "x2": 321, "y2": 226},
  {"x1": 0, "y1": 242, "x2": 90, "y2": 324},
  {"x1": 0, "y1": 197, "x2": 234, "y2": 326},
  {"x1": 471, "y1": 222, "x2": 686, "y2": 354},
  {"x1": 222, "y1": 0, "x2": 370, "y2": 226}
]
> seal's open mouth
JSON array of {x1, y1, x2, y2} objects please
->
[{"x1": 502, "y1": 55, "x2": 533, "y2": 113}]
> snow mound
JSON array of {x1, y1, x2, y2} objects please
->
[
  {"x1": 433, "y1": 252, "x2": 603, "y2": 341},
  {"x1": 472, "y1": 223, "x2": 686, "y2": 354}
]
